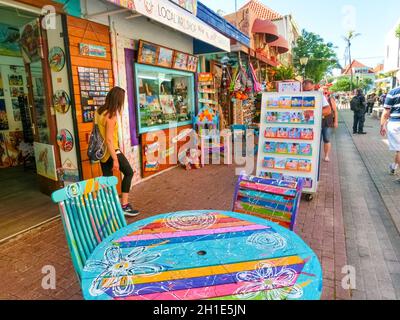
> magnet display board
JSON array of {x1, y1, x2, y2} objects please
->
[{"x1": 256, "y1": 92, "x2": 323, "y2": 194}]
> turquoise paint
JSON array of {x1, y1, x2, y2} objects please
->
[
  {"x1": 54, "y1": 0, "x2": 81, "y2": 17},
  {"x1": 80, "y1": 210, "x2": 323, "y2": 300}
]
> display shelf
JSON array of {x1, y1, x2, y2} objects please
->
[{"x1": 257, "y1": 92, "x2": 323, "y2": 195}]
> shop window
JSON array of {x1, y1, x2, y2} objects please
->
[{"x1": 135, "y1": 64, "x2": 194, "y2": 134}]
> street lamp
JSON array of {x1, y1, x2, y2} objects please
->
[{"x1": 300, "y1": 57, "x2": 309, "y2": 79}]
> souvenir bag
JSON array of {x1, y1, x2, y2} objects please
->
[
  {"x1": 87, "y1": 114, "x2": 106, "y2": 162},
  {"x1": 249, "y1": 63, "x2": 262, "y2": 93}
]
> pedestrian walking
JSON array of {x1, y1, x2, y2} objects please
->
[
  {"x1": 350, "y1": 89, "x2": 367, "y2": 134},
  {"x1": 380, "y1": 92, "x2": 387, "y2": 107},
  {"x1": 96, "y1": 86, "x2": 140, "y2": 217},
  {"x1": 302, "y1": 79, "x2": 337, "y2": 162},
  {"x1": 366, "y1": 93, "x2": 376, "y2": 115},
  {"x1": 380, "y1": 85, "x2": 400, "y2": 176}
]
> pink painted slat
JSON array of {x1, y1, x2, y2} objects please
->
[
  {"x1": 116, "y1": 224, "x2": 269, "y2": 243},
  {"x1": 118, "y1": 277, "x2": 298, "y2": 300}
]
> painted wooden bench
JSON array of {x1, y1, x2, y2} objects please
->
[
  {"x1": 51, "y1": 176, "x2": 127, "y2": 279},
  {"x1": 232, "y1": 174, "x2": 304, "y2": 231}
]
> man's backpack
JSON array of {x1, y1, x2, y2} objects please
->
[
  {"x1": 350, "y1": 96, "x2": 362, "y2": 112},
  {"x1": 87, "y1": 118, "x2": 106, "y2": 162}
]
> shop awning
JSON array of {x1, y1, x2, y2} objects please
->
[
  {"x1": 269, "y1": 36, "x2": 289, "y2": 54},
  {"x1": 252, "y1": 19, "x2": 279, "y2": 43},
  {"x1": 105, "y1": 0, "x2": 231, "y2": 52},
  {"x1": 197, "y1": 2, "x2": 250, "y2": 48}
]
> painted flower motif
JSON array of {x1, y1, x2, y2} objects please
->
[
  {"x1": 247, "y1": 231, "x2": 288, "y2": 252},
  {"x1": 84, "y1": 246, "x2": 164, "y2": 298},
  {"x1": 235, "y1": 262, "x2": 303, "y2": 300}
]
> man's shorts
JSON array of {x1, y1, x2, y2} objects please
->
[{"x1": 387, "y1": 120, "x2": 400, "y2": 152}]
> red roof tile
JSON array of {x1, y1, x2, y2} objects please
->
[
  {"x1": 240, "y1": 0, "x2": 283, "y2": 21},
  {"x1": 342, "y1": 60, "x2": 373, "y2": 75}
]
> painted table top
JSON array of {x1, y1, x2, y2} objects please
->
[{"x1": 81, "y1": 210, "x2": 323, "y2": 300}]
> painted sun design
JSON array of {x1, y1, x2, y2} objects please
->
[{"x1": 165, "y1": 212, "x2": 217, "y2": 231}]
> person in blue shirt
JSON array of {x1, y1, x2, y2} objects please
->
[{"x1": 381, "y1": 86, "x2": 400, "y2": 175}]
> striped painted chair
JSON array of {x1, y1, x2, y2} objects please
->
[{"x1": 51, "y1": 176, "x2": 127, "y2": 280}]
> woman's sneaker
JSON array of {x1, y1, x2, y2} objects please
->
[{"x1": 122, "y1": 204, "x2": 140, "y2": 217}]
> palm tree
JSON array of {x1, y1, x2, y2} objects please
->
[{"x1": 343, "y1": 31, "x2": 361, "y2": 91}]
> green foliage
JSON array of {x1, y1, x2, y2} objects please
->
[
  {"x1": 396, "y1": 24, "x2": 400, "y2": 38},
  {"x1": 293, "y1": 30, "x2": 339, "y2": 83},
  {"x1": 272, "y1": 65, "x2": 296, "y2": 81},
  {"x1": 331, "y1": 77, "x2": 374, "y2": 92}
]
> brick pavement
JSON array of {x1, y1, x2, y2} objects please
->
[
  {"x1": 337, "y1": 110, "x2": 400, "y2": 299},
  {"x1": 0, "y1": 145, "x2": 349, "y2": 300}
]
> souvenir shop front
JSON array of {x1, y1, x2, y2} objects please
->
[
  {"x1": 83, "y1": 0, "x2": 231, "y2": 182},
  {"x1": 0, "y1": 0, "x2": 80, "y2": 240}
]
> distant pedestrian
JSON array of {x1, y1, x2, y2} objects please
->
[
  {"x1": 366, "y1": 93, "x2": 376, "y2": 115},
  {"x1": 380, "y1": 86, "x2": 400, "y2": 176},
  {"x1": 380, "y1": 92, "x2": 387, "y2": 107},
  {"x1": 350, "y1": 89, "x2": 367, "y2": 134}
]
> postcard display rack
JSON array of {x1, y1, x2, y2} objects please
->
[{"x1": 256, "y1": 92, "x2": 323, "y2": 199}]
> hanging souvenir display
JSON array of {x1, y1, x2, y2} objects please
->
[
  {"x1": 56, "y1": 129, "x2": 74, "y2": 152},
  {"x1": 48, "y1": 47, "x2": 66, "y2": 72},
  {"x1": 53, "y1": 90, "x2": 71, "y2": 114}
]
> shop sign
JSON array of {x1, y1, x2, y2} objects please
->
[
  {"x1": 198, "y1": 72, "x2": 213, "y2": 83},
  {"x1": 106, "y1": 0, "x2": 230, "y2": 52},
  {"x1": 79, "y1": 43, "x2": 107, "y2": 58},
  {"x1": 277, "y1": 81, "x2": 302, "y2": 93}
]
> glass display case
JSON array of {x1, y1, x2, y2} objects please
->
[{"x1": 135, "y1": 63, "x2": 195, "y2": 134}]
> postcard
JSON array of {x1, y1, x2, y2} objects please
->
[
  {"x1": 303, "y1": 97, "x2": 316, "y2": 108},
  {"x1": 286, "y1": 159, "x2": 299, "y2": 171},
  {"x1": 267, "y1": 97, "x2": 279, "y2": 107},
  {"x1": 264, "y1": 141, "x2": 277, "y2": 153},
  {"x1": 303, "y1": 110, "x2": 315, "y2": 124},
  {"x1": 266, "y1": 112, "x2": 278, "y2": 122},
  {"x1": 299, "y1": 143, "x2": 312, "y2": 156},
  {"x1": 264, "y1": 127, "x2": 277, "y2": 138},
  {"x1": 276, "y1": 142, "x2": 288, "y2": 154},
  {"x1": 278, "y1": 96, "x2": 292, "y2": 108},
  {"x1": 275, "y1": 158, "x2": 287, "y2": 170},
  {"x1": 290, "y1": 112, "x2": 303, "y2": 123},
  {"x1": 263, "y1": 157, "x2": 275, "y2": 169},
  {"x1": 298, "y1": 159, "x2": 312, "y2": 172},
  {"x1": 291, "y1": 97, "x2": 303, "y2": 107},
  {"x1": 288, "y1": 143, "x2": 300, "y2": 155},
  {"x1": 300, "y1": 129, "x2": 314, "y2": 140},
  {"x1": 276, "y1": 127, "x2": 289, "y2": 138},
  {"x1": 288, "y1": 128, "x2": 301, "y2": 139},
  {"x1": 278, "y1": 112, "x2": 290, "y2": 123}
]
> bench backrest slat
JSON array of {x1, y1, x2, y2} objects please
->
[{"x1": 52, "y1": 176, "x2": 127, "y2": 280}]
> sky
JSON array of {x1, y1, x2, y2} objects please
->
[{"x1": 200, "y1": 0, "x2": 400, "y2": 70}]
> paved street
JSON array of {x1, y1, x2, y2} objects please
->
[
  {"x1": 339, "y1": 110, "x2": 400, "y2": 299},
  {"x1": 0, "y1": 145, "x2": 348, "y2": 300},
  {"x1": 2, "y1": 110, "x2": 400, "y2": 300}
]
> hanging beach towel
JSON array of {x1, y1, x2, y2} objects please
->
[{"x1": 249, "y1": 63, "x2": 262, "y2": 93}]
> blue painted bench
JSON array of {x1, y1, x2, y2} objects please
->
[{"x1": 51, "y1": 176, "x2": 127, "y2": 279}]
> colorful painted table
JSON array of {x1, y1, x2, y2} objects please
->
[{"x1": 81, "y1": 210, "x2": 323, "y2": 300}]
